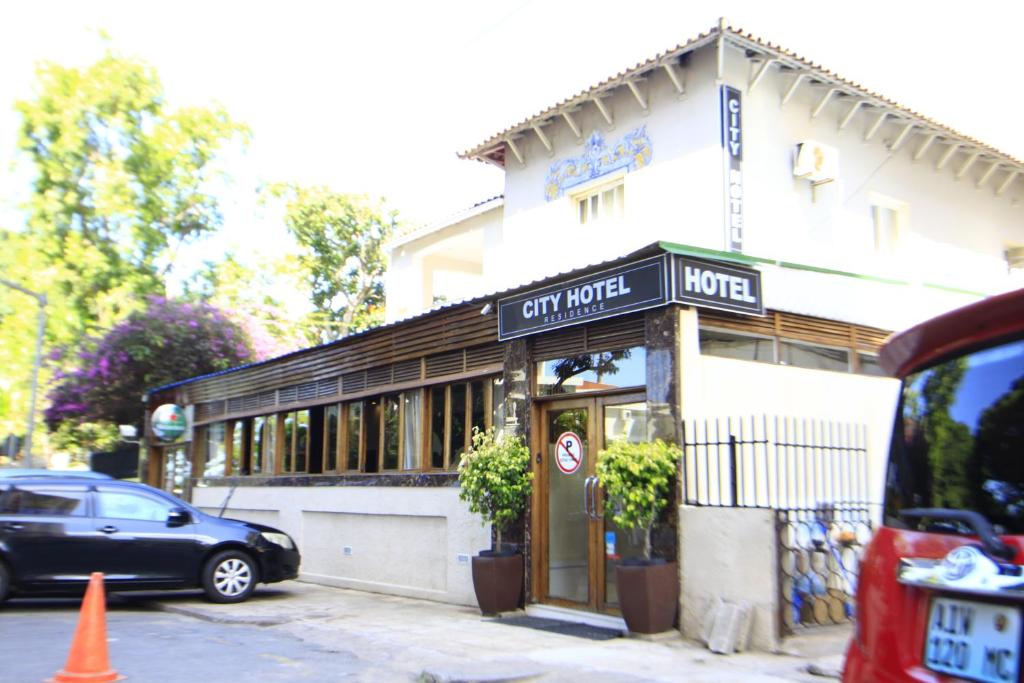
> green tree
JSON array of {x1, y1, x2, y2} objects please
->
[
  {"x1": 269, "y1": 185, "x2": 395, "y2": 343},
  {"x1": 3, "y1": 49, "x2": 247, "y2": 456},
  {"x1": 15, "y1": 49, "x2": 248, "y2": 345},
  {"x1": 181, "y1": 252, "x2": 307, "y2": 360}
]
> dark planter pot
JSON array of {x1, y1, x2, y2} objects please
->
[
  {"x1": 471, "y1": 552, "x2": 523, "y2": 615},
  {"x1": 615, "y1": 560, "x2": 679, "y2": 634}
]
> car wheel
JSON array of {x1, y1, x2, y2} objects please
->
[
  {"x1": 0, "y1": 561, "x2": 9, "y2": 604},
  {"x1": 202, "y1": 550, "x2": 256, "y2": 603}
]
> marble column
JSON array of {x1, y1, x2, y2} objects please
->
[
  {"x1": 645, "y1": 305, "x2": 683, "y2": 562},
  {"x1": 502, "y1": 338, "x2": 532, "y2": 603}
]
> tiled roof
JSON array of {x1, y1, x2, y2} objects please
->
[
  {"x1": 387, "y1": 195, "x2": 503, "y2": 249},
  {"x1": 460, "y1": 21, "x2": 1023, "y2": 172}
]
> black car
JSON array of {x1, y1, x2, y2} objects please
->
[{"x1": 0, "y1": 477, "x2": 299, "y2": 603}]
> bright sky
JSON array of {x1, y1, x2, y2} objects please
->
[{"x1": 2, "y1": 0, "x2": 1022, "y2": 283}]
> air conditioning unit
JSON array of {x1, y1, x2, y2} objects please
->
[{"x1": 793, "y1": 140, "x2": 839, "y2": 184}]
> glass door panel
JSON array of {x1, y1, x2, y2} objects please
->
[
  {"x1": 537, "y1": 392, "x2": 647, "y2": 614},
  {"x1": 600, "y1": 400, "x2": 648, "y2": 609},
  {"x1": 545, "y1": 406, "x2": 590, "y2": 604}
]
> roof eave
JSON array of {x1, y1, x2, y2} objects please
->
[{"x1": 459, "y1": 23, "x2": 1023, "y2": 173}]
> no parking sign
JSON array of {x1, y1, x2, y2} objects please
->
[{"x1": 554, "y1": 431, "x2": 584, "y2": 475}]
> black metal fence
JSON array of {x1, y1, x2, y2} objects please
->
[
  {"x1": 681, "y1": 416, "x2": 870, "y2": 509},
  {"x1": 681, "y1": 416, "x2": 874, "y2": 634}
]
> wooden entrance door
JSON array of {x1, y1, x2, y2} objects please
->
[{"x1": 533, "y1": 392, "x2": 647, "y2": 614}]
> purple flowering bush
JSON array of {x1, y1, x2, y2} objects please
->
[{"x1": 46, "y1": 297, "x2": 253, "y2": 430}]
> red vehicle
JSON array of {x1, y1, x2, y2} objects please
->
[{"x1": 843, "y1": 288, "x2": 1024, "y2": 683}]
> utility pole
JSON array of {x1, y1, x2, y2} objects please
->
[{"x1": 0, "y1": 279, "x2": 47, "y2": 468}]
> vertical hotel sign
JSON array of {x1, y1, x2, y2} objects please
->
[{"x1": 720, "y1": 85, "x2": 743, "y2": 252}]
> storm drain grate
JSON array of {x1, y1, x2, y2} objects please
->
[{"x1": 492, "y1": 616, "x2": 622, "y2": 641}]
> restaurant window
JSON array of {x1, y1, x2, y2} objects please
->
[
  {"x1": 281, "y1": 410, "x2": 310, "y2": 474},
  {"x1": 383, "y1": 395, "x2": 400, "y2": 470},
  {"x1": 491, "y1": 377, "x2": 507, "y2": 436},
  {"x1": 321, "y1": 401, "x2": 364, "y2": 473},
  {"x1": 230, "y1": 419, "x2": 247, "y2": 475},
  {"x1": 699, "y1": 329, "x2": 775, "y2": 363},
  {"x1": 364, "y1": 398, "x2": 381, "y2": 472},
  {"x1": 324, "y1": 404, "x2": 340, "y2": 472},
  {"x1": 856, "y1": 352, "x2": 887, "y2": 377},
  {"x1": 336, "y1": 392, "x2": 423, "y2": 473},
  {"x1": 203, "y1": 422, "x2": 227, "y2": 477},
  {"x1": 251, "y1": 417, "x2": 265, "y2": 474},
  {"x1": 402, "y1": 391, "x2": 423, "y2": 470},
  {"x1": 779, "y1": 340, "x2": 850, "y2": 373},
  {"x1": 449, "y1": 384, "x2": 466, "y2": 467},
  {"x1": 345, "y1": 402, "x2": 362, "y2": 471},
  {"x1": 536, "y1": 347, "x2": 646, "y2": 396},
  {"x1": 429, "y1": 380, "x2": 494, "y2": 469},
  {"x1": 163, "y1": 445, "x2": 191, "y2": 497},
  {"x1": 250, "y1": 415, "x2": 277, "y2": 475}
]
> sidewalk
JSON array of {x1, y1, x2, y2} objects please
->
[{"x1": 140, "y1": 580, "x2": 850, "y2": 682}]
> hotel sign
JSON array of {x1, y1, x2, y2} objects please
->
[
  {"x1": 720, "y1": 85, "x2": 744, "y2": 252},
  {"x1": 498, "y1": 256, "x2": 669, "y2": 340},
  {"x1": 674, "y1": 256, "x2": 764, "y2": 316},
  {"x1": 497, "y1": 254, "x2": 764, "y2": 340}
]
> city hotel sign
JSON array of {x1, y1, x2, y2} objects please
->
[
  {"x1": 497, "y1": 254, "x2": 764, "y2": 340},
  {"x1": 498, "y1": 256, "x2": 668, "y2": 341}
]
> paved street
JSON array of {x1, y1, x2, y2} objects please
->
[
  {"x1": 0, "y1": 581, "x2": 848, "y2": 682},
  {"x1": 0, "y1": 594, "x2": 365, "y2": 682}
]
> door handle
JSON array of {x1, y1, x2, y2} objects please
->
[
  {"x1": 99, "y1": 525, "x2": 119, "y2": 534},
  {"x1": 582, "y1": 476, "x2": 592, "y2": 516},
  {"x1": 583, "y1": 476, "x2": 602, "y2": 520}
]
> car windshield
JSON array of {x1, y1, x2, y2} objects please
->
[{"x1": 885, "y1": 336, "x2": 1024, "y2": 533}]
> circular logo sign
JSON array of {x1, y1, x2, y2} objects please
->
[
  {"x1": 554, "y1": 431, "x2": 584, "y2": 475},
  {"x1": 152, "y1": 404, "x2": 187, "y2": 443}
]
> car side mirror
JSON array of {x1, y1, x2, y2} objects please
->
[{"x1": 167, "y1": 507, "x2": 191, "y2": 527}]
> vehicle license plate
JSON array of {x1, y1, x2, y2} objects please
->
[{"x1": 925, "y1": 597, "x2": 1020, "y2": 683}]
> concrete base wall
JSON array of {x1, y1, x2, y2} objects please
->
[
  {"x1": 192, "y1": 485, "x2": 491, "y2": 606},
  {"x1": 679, "y1": 506, "x2": 779, "y2": 651}
]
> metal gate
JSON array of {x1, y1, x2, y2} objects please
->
[{"x1": 682, "y1": 416, "x2": 874, "y2": 634}]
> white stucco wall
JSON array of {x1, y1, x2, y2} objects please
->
[
  {"x1": 679, "y1": 507, "x2": 780, "y2": 651},
  {"x1": 494, "y1": 47, "x2": 724, "y2": 292},
  {"x1": 385, "y1": 203, "x2": 502, "y2": 322},
  {"x1": 192, "y1": 484, "x2": 491, "y2": 606}
]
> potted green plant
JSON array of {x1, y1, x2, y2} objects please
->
[
  {"x1": 458, "y1": 427, "x2": 533, "y2": 615},
  {"x1": 596, "y1": 438, "x2": 681, "y2": 634}
]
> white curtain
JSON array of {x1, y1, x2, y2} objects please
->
[{"x1": 402, "y1": 390, "x2": 423, "y2": 470}]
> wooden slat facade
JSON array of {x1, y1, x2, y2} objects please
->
[
  {"x1": 698, "y1": 309, "x2": 890, "y2": 353},
  {"x1": 183, "y1": 302, "x2": 500, "y2": 405},
  {"x1": 179, "y1": 272, "x2": 892, "y2": 428}
]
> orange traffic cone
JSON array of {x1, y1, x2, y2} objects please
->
[{"x1": 47, "y1": 572, "x2": 125, "y2": 682}]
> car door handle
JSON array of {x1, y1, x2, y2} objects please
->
[
  {"x1": 2, "y1": 523, "x2": 24, "y2": 531},
  {"x1": 99, "y1": 525, "x2": 119, "y2": 534}
]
